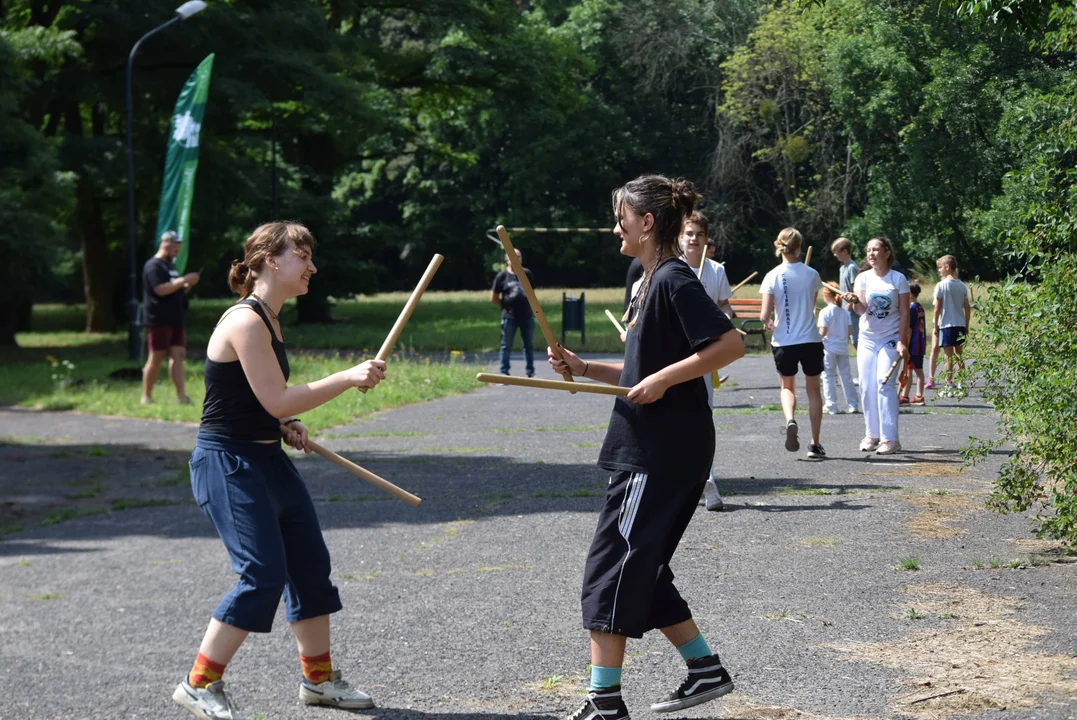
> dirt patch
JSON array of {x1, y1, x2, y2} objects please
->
[
  {"x1": 826, "y1": 583, "x2": 1077, "y2": 718},
  {"x1": 873, "y1": 463, "x2": 964, "y2": 478},
  {"x1": 900, "y1": 495, "x2": 977, "y2": 539},
  {"x1": 1009, "y1": 537, "x2": 1077, "y2": 564},
  {"x1": 716, "y1": 695, "x2": 877, "y2": 719}
]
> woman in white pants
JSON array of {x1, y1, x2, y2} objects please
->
[{"x1": 843, "y1": 237, "x2": 909, "y2": 455}]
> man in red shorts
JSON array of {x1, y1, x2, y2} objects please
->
[{"x1": 141, "y1": 231, "x2": 200, "y2": 404}]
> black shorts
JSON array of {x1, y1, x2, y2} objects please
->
[
  {"x1": 908, "y1": 354, "x2": 924, "y2": 370},
  {"x1": 940, "y1": 327, "x2": 966, "y2": 348},
  {"x1": 772, "y1": 342, "x2": 824, "y2": 377},
  {"x1": 581, "y1": 469, "x2": 705, "y2": 639}
]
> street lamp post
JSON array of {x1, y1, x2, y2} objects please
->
[{"x1": 125, "y1": 1, "x2": 207, "y2": 361}]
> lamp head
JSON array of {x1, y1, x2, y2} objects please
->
[{"x1": 175, "y1": 1, "x2": 207, "y2": 20}]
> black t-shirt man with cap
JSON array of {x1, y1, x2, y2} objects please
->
[
  {"x1": 141, "y1": 230, "x2": 200, "y2": 405},
  {"x1": 490, "y1": 248, "x2": 536, "y2": 377}
]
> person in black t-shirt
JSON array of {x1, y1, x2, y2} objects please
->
[
  {"x1": 141, "y1": 231, "x2": 201, "y2": 405},
  {"x1": 489, "y1": 249, "x2": 536, "y2": 377},
  {"x1": 549, "y1": 175, "x2": 745, "y2": 720}
]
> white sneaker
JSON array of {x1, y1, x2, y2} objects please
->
[
  {"x1": 846, "y1": 406, "x2": 860, "y2": 414},
  {"x1": 299, "y1": 670, "x2": 375, "y2": 709},
  {"x1": 173, "y1": 680, "x2": 244, "y2": 720},
  {"x1": 876, "y1": 441, "x2": 902, "y2": 455},
  {"x1": 859, "y1": 436, "x2": 879, "y2": 452}
]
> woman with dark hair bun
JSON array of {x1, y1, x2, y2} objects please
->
[
  {"x1": 173, "y1": 222, "x2": 387, "y2": 719},
  {"x1": 550, "y1": 174, "x2": 745, "y2": 720}
]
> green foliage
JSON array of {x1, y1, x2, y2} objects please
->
[{"x1": 956, "y1": 0, "x2": 1077, "y2": 546}]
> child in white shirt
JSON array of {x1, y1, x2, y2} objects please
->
[{"x1": 816, "y1": 286, "x2": 858, "y2": 414}]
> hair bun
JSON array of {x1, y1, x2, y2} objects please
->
[{"x1": 671, "y1": 179, "x2": 699, "y2": 215}]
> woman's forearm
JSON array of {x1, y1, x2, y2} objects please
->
[
  {"x1": 264, "y1": 372, "x2": 354, "y2": 418},
  {"x1": 582, "y1": 361, "x2": 624, "y2": 386},
  {"x1": 653, "y1": 331, "x2": 745, "y2": 388}
]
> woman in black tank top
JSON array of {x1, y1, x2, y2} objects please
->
[{"x1": 172, "y1": 222, "x2": 387, "y2": 719}]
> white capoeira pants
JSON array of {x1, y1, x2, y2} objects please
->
[
  {"x1": 857, "y1": 335, "x2": 901, "y2": 443},
  {"x1": 822, "y1": 349, "x2": 858, "y2": 413},
  {"x1": 705, "y1": 372, "x2": 717, "y2": 482}
]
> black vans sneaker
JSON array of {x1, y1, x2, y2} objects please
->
[
  {"x1": 650, "y1": 654, "x2": 734, "y2": 713},
  {"x1": 806, "y1": 443, "x2": 826, "y2": 459},
  {"x1": 567, "y1": 685, "x2": 630, "y2": 720}
]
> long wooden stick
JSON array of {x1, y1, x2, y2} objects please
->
[
  {"x1": 477, "y1": 372, "x2": 628, "y2": 397},
  {"x1": 359, "y1": 254, "x2": 444, "y2": 394},
  {"x1": 495, "y1": 226, "x2": 573, "y2": 386},
  {"x1": 280, "y1": 426, "x2": 422, "y2": 506},
  {"x1": 730, "y1": 271, "x2": 758, "y2": 295},
  {"x1": 823, "y1": 281, "x2": 844, "y2": 295},
  {"x1": 881, "y1": 356, "x2": 903, "y2": 385},
  {"x1": 376, "y1": 254, "x2": 444, "y2": 361},
  {"x1": 804, "y1": 246, "x2": 813, "y2": 266},
  {"x1": 604, "y1": 309, "x2": 626, "y2": 335}
]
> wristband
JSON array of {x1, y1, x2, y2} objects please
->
[
  {"x1": 284, "y1": 417, "x2": 301, "y2": 426},
  {"x1": 581, "y1": 361, "x2": 589, "y2": 378}
]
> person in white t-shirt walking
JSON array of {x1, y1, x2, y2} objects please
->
[
  {"x1": 760, "y1": 228, "x2": 825, "y2": 460},
  {"x1": 816, "y1": 285, "x2": 858, "y2": 415},
  {"x1": 842, "y1": 237, "x2": 910, "y2": 455},
  {"x1": 933, "y1": 254, "x2": 971, "y2": 391},
  {"x1": 680, "y1": 211, "x2": 735, "y2": 510}
]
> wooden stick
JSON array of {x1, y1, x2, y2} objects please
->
[
  {"x1": 697, "y1": 245, "x2": 708, "y2": 277},
  {"x1": 280, "y1": 426, "x2": 422, "y2": 506},
  {"x1": 360, "y1": 253, "x2": 444, "y2": 394},
  {"x1": 804, "y1": 246, "x2": 813, "y2": 266},
  {"x1": 376, "y1": 254, "x2": 444, "y2": 361},
  {"x1": 730, "y1": 271, "x2": 758, "y2": 295},
  {"x1": 881, "y1": 356, "x2": 903, "y2": 385},
  {"x1": 495, "y1": 226, "x2": 574, "y2": 386},
  {"x1": 604, "y1": 309, "x2": 627, "y2": 336},
  {"x1": 477, "y1": 372, "x2": 628, "y2": 397},
  {"x1": 823, "y1": 281, "x2": 844, "y2": 295}
]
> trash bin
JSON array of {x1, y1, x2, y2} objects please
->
[{"x1": 562, "y1": 292, "x2": 585, "y2": 345}]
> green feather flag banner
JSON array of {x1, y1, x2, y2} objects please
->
[{"x1": 154, "y1": 53, "x2": 214, "y2": 273}]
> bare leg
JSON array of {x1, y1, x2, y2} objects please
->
[
  {"x1": 590, "y1": 630, "x2": 627, "y2": 669},
  {"x1": 942, "y1": 346, "x2": 955, "y2": 384},
  {"x1": 914, "y1": 369, "x2": 925, "y2": 397},
  {"x1": 291, "y1": 615, "x2": 331, "y2": 657},
  {"x1": 196, "y1": 618, "x2": 249, "y2": 667},
  {"x1": 660, "y1": 618, "x2": 700, "y2": 648},
  {"x1": 168, "y1": 346, "x2": 189, "y2": 402},
  {"x1": 804, "y1": 374, "x2": 823, "y2": 444},
  {"x1": 142, "y1": 350, "x2": 167, "y2": 403},
  {"x1": 779, "y1": 375, "x2": 797, "y2": 422}
]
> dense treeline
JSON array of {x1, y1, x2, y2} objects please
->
[{"x1": 0, "y1": 0, "x2": 1073, "y2": 335}]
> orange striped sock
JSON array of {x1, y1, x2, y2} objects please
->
[
  {"x1": 301, "y1": 651, "x2": 333, "y2": 685},
  {"x1": 188, "y1": 652, "x2": 226, "y2": 689}
]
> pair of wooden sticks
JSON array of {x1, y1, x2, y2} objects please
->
[{"x1": 283, "y1": 254, "x2": 444, "y2": 508}]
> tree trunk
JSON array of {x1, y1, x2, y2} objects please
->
[{"x1": 77, "y1": 175, "x2": 115, "y2": 332}]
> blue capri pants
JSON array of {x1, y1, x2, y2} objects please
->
[{"x1": 190, "y1": 434, "x2": 342, "y2": 633}]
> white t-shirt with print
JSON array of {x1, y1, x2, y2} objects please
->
[
  {"x1": 933, "y1": 277, "x2": 968, "y2": 329},
  {"x1": 760, "y1": 262, "x2": 823, "y2": 346},
  {"x1": 817, "y1": 303, "x2": 851, "y2": 355},
  {"x1": 855, "y1": 269, "x2": 910, "y2": 341}
]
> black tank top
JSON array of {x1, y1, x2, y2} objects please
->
[{"x1": 200, "y1": 299, "x2": 290, "y2": 441}]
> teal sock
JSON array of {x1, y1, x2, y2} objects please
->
[
  {"x1": 589, "y1": 665, "x2": 622, "y2": 690},
  {"x1": 676, "y1": 633, "x2": 712, "y2": 662}
]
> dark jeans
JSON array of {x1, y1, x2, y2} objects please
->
[
  {"x1": 499, "y1": 314, "x2": 535, "y2": 377},
  {"x1": 190, "y1": 434, "x2": 342, "y2": 633}
]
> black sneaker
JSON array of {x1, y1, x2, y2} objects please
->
[
  {"x1": 784, "y1": 419, "x2": 799, "y2": 452},
  {"x1": 806, "y1": 443, "x2": 826, "y2": 459},
  {"x1": 567, "y1": 685, "x2": 630, "y2": 720},
  {"x1": 650, "y1": 654, "x2": 734, "y2": 713}
]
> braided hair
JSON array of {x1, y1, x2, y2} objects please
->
[{"x1": 616, "y1": 174, "x2": 700, "y2": 326}]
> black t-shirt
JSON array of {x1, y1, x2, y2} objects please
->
[
  {"x1": 142, "y1": 256, "x2": 185, "y2": 327},
  {"x1": 599, "y1": 258, "x2": 736, "y2": 479},
  {"x1": 492, "y1": 268, "x2": 535, "y2": 320},
  {"x1": 623, "y1": 257, "x2": 644, "y2": 314}
]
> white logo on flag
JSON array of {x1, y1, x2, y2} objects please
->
[{"x1": 172, "y1": 112, "x2": 201, "y2": 148}]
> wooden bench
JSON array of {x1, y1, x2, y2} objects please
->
[{"x1": 727, "y1": 298, "x2": 768, "y2": 348}]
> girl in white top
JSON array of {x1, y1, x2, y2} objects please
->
[
  {"x1": 760, "y1": 228, "x2": 826, "y2": 459},
  {"x1": 843, "y1": 237, "x2": 910, "y2": 455}
]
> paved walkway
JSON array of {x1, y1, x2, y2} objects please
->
[{"x1": 1, "y1": 355, "x2": 1074, "y2": 720}]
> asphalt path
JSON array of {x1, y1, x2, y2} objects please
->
[{"x1": 1, "y1": 352, "x2": 1074, "y2": 720}]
